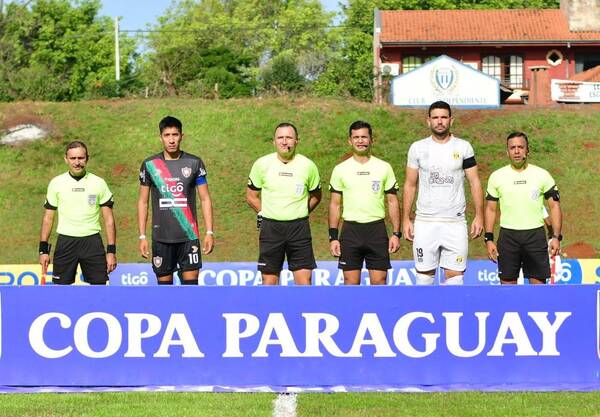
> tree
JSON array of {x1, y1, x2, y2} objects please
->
[
  {"x1": 142, "y1": 0, "x2": 335, "y2": 97},
  {"x1": 314, "y1": 0, "x2": 560, "y2": 101},
  {"x1": 0, "y1": 0, "x2": 138, "y2": 101}
]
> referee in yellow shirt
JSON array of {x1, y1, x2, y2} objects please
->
[
  {"x1": 246, "y1": 123, "x2": 321, "y2": 286},
  {"x1": 484, "y1": 132, "x2": 562, "y2": 285},
  {"x1": 39, "y1": 141, "x2": 117, "y2": 285},
  {"x1": 328, "y1": 121, "x2": 401, "y2": 285}
]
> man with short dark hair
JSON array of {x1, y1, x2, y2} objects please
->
[
  {"x1": 246, "y1": 122, "x2": 321, "y2": 285},
  {"x1": 484, "y1": 131, "x2": 562, "y2": 285},
  {"x1": 403, "y1": 101, "x2": 483, "y2": 285},
  {"x1": 138, "y1": 116, "x2": 214, "y2": 285},
  {"x1": 39, "y1": 141, "x2": 116, "y2": 285},
  {"x1": 328, "y1": 120, "x2": 400, "y2": 285}
]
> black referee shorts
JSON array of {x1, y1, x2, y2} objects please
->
[
  {"x1": 52, "y1": 233, "x2": 108, "y2": 285},
  {"x1": 497, "y1": 226, "x2": 550, "y2": 281},
  {"x1": 258, "y1": 217, "x2": 317, "y2": 273},
  {"x1": 339, "y1": 220, "x2": 391, "y2": 271}
]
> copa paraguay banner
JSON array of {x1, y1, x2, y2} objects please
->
[
  {"x1": 2, "y1": 259, "x2": 599, "y2": 286},
  {"x1": 0, "y1": 286, "x2": 598, "y2": 390}
]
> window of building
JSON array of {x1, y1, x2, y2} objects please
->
[
  {"x1": 401, "y1": 56, "x2": 434, "y2": 73},
  {"x1": 481, "y1": 55, "x2": 524, "y2": 88},
  {"x1": 482, "y1": 55, "x2": 502, "y2": 80}
]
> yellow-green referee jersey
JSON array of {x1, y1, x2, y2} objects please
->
[
  {"x1": 248, "y1": 153, "x2": 320, "y2": 221},
  {"x1": 45, "y1": 172, "x2": 113, "y2": 237},
  {"x1": 329, "y1": 155, "x2": 399, "y2": 223},
  {"x1": 486, "y1": 164, "x2": 557, "y2": 230}
]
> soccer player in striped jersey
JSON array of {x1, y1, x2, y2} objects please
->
[{"x1": 138, "y1": 116, "x2": 214, "y2": 285}]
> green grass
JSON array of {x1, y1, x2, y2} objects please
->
[
  {"x1": 1, "y1": 98, "x2": 599, "y2": 263},
  {"x1": 0, "y1": 392, "x2": 599, "y2": 417}
]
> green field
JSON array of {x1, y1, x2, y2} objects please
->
[
  {"x1": 1, "y1": 392, "x2": 600, "y2": 417},
  {"x1": 1, "y1": 98, "x2": 599, "y2": 263}
]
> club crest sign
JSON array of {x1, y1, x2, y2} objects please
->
[
  {"x1": 433, "y1": 66, "x2": 457, "y2": 91},
  {"x1": 390, "y1": 55, "x2": 500, "y2": 108}
]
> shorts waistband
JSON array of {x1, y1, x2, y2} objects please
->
[
  {"x1": 500, "y1": 226, "x2": 545, "y2": 233},
  {"x1": 58, "y1": 232, "x2": 101, "y2": 239},
  {"x1": 343, "y1": 219, "x2": 385, "y2": 226},
  {"x1": 263, "y1": 216, "x2": 309, "y2": 223}
]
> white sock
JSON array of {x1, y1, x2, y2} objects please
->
[
  {"x1": 444, "y1": 275, "x2": 464, "y2": 285},
  {"x1": 416, "y1": 273, "x2": 435, "y2": 285}
]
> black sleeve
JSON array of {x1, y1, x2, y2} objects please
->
[
  {"x1": 329, "y1": 184, "x2": 342, "y2": 194},
  {"x1": 543, "y1": 185, "x2": 560, "y2": 201},
  {"x1": 462, "y1": 156, "x2": 477, "y2": 170},
  {"x1": 100, "y1": 197, "x2": 114, "y2": 208},
  {"x1": 485, "y1": 192, "x2": 499, "y2": 202},
  {"x1": 139, "y1": 161, "x2": 151, "y2": 186},
  {"x1": 247, "y1": 178, "x2": 261, "y2": 191},
  {"x1": 384, "y1": 181, "x2": 399, "y2": 194},
  {"x1": 44, "y1": 200, "x2": 57, "y2": 210},
  {"x1": 309, "y1": 184, "x2": 322, "y2": 193}
]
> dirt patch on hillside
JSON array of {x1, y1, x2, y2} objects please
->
[
  {"x1": 562, "y1": 241, "x2": 597, "y2": 258},
  {"x1": 1, "y1": 110, "x2": 59, "y2": 145}
]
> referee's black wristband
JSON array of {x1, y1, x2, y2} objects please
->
[
  {"x1": 39, "y1": 241, "x2": 50, "y2": 255},
  {"x1": 484, "y1": 232, "x2": 494, "y2": 243},
  {"x1": 106, "y1": 244, "x2": 116, "y2": 254},
  {"x1": 392, "y1": 231, "x2": 402, "y2": 238},
  {"x1": 328, "y1": 228, "x2": 339, "y2": 241}
]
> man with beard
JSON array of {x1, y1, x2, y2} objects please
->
[
  {"x1": 328, "y1": 120, "x2": 401, "y2": 285},
  {"x1": 403, "y1": 101, "x2": 483, "y2": 285}
]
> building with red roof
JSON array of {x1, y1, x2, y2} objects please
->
[{"x1": 373, "y1": 0, "x2": 600, "y2": 104}]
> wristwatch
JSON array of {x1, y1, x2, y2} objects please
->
[{"x1": 551, "y1": 234, "x2": 563, "y2": 242}]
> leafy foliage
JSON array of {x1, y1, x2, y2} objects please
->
[{"x1": 0, "y1": 0, "x2": 138, "y2": 101}]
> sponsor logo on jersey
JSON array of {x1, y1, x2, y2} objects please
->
[
  {"x1": 153, "y1": 256, "x2": 163, "y2": 268},
  {"x1": 452, "y1": 152, "x2": 460, "y2": 160},
  {"x1": 72, "y1": 187, "x2": 85, "y2": 192},
  {"x1": 139, "y1": 170, "x2": 146, "y2": 182},
  {"x1": 514, "y1": 180, "x2": 527, "y2": 185},
  {"x1": 372, "y1": 181, "x2": 381, "y2": 192},
  {"x1": 87, "y1": 195, "x2": 97, "y2": 206},
  {"x1": 279, "y1": 172, "x2": 293, "y2": 177},
  {"x1": 429, "y1": 172, "x2": 454, "y2": 185},
  {"x1": 356, "y1": 171, "x2": 370, "y2": 176},
  {"x1": 198, "y1": 167, "x2": 207, "y2": 177},
  {"x1": 159, "y1": 197, "x2": 188, "y2": 208},
  {"x1": 295, "y1": 183, "x2": 305, "y2": 196},
  {"x1": 192, "y1": 246, "x2": 199, "y2": 254},
  {"x1": 182, "y1": 167, "x2": 192, "y2": 178},
  {"x1": 456, "y1": 256, "x2": 464, "y2": 264},
  {"x1": 160, "y1": 182, "x2": 185, "y2": 196}
]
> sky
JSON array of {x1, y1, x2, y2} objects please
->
[{"x1": 100, "y1": 0, "x2": 343, "y2": 31}]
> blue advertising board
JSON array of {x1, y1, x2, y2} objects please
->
[
  {"x1": 2, "y1": 259, "x2": 599, "y2": 286},
  {"x1": 0, "y1": 286, "x2": 598, "y2": 391}
]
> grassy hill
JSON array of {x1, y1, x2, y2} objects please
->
[{"x1": 1, "y1": 98, "x2": 598, "y2": 263}]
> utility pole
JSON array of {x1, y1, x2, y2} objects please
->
[{"x1": 114, "y1": 16, "x2": 121, "y2": 95}]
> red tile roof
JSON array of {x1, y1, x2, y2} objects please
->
[
  {"x1": 570, "y1": 65, "x2": 600, "y2": 82},
  {"x1": 380, "y1": 9, "x2": 600, "y2": 44}
]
